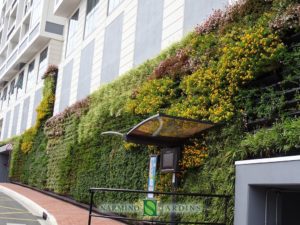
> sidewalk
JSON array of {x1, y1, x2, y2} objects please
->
[{"x1": 0, "y1": 183, "x2": 124, "y2": 225}]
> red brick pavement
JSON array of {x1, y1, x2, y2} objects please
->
[{"x1": 0, "y1": 183, "x2": 124, "y2": 225}]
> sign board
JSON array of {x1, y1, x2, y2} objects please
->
[
  {"x1": 147, "y1": 155, "x2": 157, "y2": 199},
  {"x1": 160, "y1": 147, "x2": 181, "y2": 173}
]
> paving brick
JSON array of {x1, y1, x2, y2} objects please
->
[{"x1": 0, "y1": 183, "x2": 124, "y2": 225}]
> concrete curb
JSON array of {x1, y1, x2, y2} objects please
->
[{"x1": 0, "y1": 185, "x2": 58, "y2": 225}]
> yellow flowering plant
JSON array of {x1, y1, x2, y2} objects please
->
[
  {"x1": 21, "y1": 66, "x2": 58, "y2": 153},
  {"x1": 126, "y1": 77, "x2": 177, "y2": 115},
  {"x1": 168, "y1": 24, "x2": 285, "y2": 122},
  {"x1": 180, "y1": 141, "x2": 208, "y2": 170}
]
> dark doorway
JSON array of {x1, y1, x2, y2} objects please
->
[
  {"x1": 263, "y1": 189, "x2": 300, "y2": 225},
  {"x1": 281, "y1": 192, "x2": 300, "y2": 225},
  {"x1": 0, "y1": 152, "x2": 9, "y2": 182}
]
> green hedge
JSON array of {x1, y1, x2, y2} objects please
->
[{"x1": 7, "y1": 0, "x2": 300, "y2": 224}]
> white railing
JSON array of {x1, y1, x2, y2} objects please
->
[
  {"x1": 0, "y1": 23, "x2": 40, "y2": 81},
  {"x1": 24, "y1": 0, "x2": 32, "y2": 15},
  {"x1": 18, "y1": 36, "x2": 28, "y2": 53},
  {"x1": 6, "y1": 23, "x2": 15, "y2": 40},
  {"x1": 6, "y1": 48, "x2": 17, "y2": 67},
  {"x1": 11, "y1": 0, "x2": 17, "y2": 9},
  {"x1": 0, "y1": 64, "x2": 5, "y2": 75}
]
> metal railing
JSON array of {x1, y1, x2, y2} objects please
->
[{"x1": 88, "y1": 188, "x2": 231, "y2": 225}]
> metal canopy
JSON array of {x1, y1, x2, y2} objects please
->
[
  {"x1": 125, "y1": 113, "x2": 215, "y2": 147},
  {"x1": 0, "y1": 143, "x2": 12, "y2": 155}
]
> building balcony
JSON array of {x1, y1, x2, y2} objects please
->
[
  {"x1": 0, "y1": 0, "x2": 65, "y2": 85},
  {"x1": 0, "y1": 20, "x2": 63, "y2": 85},
  {"x1": 54, "y1": 0, "x2": 81, "y2": 17}
]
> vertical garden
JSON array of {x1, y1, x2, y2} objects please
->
[{"x1": 3, "y1": 0, "x2": 300, "y2": 224}]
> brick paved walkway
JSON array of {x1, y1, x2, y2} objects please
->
[{"x1": 0, "y1": 183, "x2": 124, "y2": 225}]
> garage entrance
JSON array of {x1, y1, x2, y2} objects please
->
[
  {"x1": 255, "y1": 188, "x2": 300, "y2": 225},
  {"x1": 235, "y1": 156, "x2": 300, "y2": 225},
  {"x1": 0, "y1": 144, "x2": 12, "y2": 182}
]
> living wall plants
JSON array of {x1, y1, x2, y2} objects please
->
[
  {"x1": 9, "y1": 66, "x2": 58, "y2": 189},
  {"x1": 7, "y1": 0, "x2": 300, "y2": 224}
]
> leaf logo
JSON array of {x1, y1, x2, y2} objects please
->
[{"x1": 143, "y1": 199, "x2": 157, "y2": 216}]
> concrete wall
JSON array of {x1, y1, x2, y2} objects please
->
[
  {"x1": 133, "y1": 0, "x2": 164, "y2": 66},
  {"x1": 2, "y1": 111, "x2": 11, "y2": 140},
  {"x1": 183, "y1": 0, "x2": 228, "y2": 33},
  {"x1": 101, "y1": 13, "x2": 124, "y2": 84},
  {"x1": 20, "y1": 97, "x2": 30, "y2": 133},
  {"x1": 76, "y1": 40, "x2": 95, "y2": 100},
  {"x1": 11, "y1": 104, "x2": 20, "y2": 136},
  {"x1": 59, "y1": 60, "x2": 73, "y2": 112},
  {"x1": 31, "y1": 88, "x2": 43, "y2": 126},
  {"x1": 235, "y1": 156, "x2": 300, "y2": 225}
]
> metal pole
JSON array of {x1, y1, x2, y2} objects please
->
[
  {"x1": 171, "y1": 172, "x2": 177, "y2": 225},
  {"x1": 88, "y1": 191, "x2": 94, "y2": 225}
]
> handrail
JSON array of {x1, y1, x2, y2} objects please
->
[
  {"x1": 88, "y1": 187, "x2": 231, "y2": 225},
  {"x1": 90, "y1": 188, "x2": 231, "y2": 198}
]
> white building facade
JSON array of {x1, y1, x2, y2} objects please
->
[
  {"x1": 0, "y1": 0, "x2": 64, "y2": 140},
  {"x1": 0, "y1": 0, "x2": 230, "y2": 141}
]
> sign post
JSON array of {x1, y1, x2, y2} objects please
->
[{"x1": 147, "y1": 155, "x2": 157, "y2": 199}]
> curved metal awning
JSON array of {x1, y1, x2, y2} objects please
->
[
  {"x1": 0, "y1": 143, "x2": 13, "y2": 154},
  {"x1": 124, "y1": 113, "x2": 215, "y2": 147}
]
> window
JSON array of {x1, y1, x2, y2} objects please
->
[
  {"x1": 16, "y1": 71, "x2": 24, "y2": 98},
  {"x1": 30, "y1": 0, "x2": 41, "y2": 28},
  {"x1": 25, "y1": 60, "x2": 35, "y2": 92},
  {"x1": 11, "y1": 0, "x2": 17, "y2": 9},
  {"x1": 85, "y1": 0, "x2": 100, "y2": 38},
  {"x1": 66, "y1": 10, "x2": 79, "y2": 56},
  {"x1": 0, "y1": 119, "x2": 3, "y2": 138},
  {"x1": 24, "y1": 0, "x2": 33, "y2": 15},
  {"x1": 1, "y1": 87, "x2": 8, "y2": 109},
  {"x1": 0, "y1": 91, "x2": 2, "y2": 109},
  {"x1": 108, "y1": 0, "x2": 123, "y2": 14},
  {"x1": 0, "y1": 31, "x2": 2, "y2": 45},
  {"x1": 87, "y1": 0, "x2": 99, "y2": 15},
  {"x1": 38, "y1": 47, "x2": 48, "y2": 82},
  {"x1": 8, "y1": 79, "x2": 15, "y2": 105},
  {"x1": 9, "y1": 80, "x2": 15, "y2": 96}
]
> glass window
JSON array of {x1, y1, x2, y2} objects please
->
[
  {"x1": 87, "y1": 0, "x2": 99, "y2": 15},
  {"x1": 0, "y1": 119, "x2": 3, "y2": 138},
  {"x1": 16, "y1": 71, "x2": 24, "y2": 99},
  {"x1": 0, "y1": 91, "x2": 3, "y2": 110},
  {"x1": 24, "y1": 0, "x2": 33, "y2": 15},
  {"x1": 8, "y1": 79, "x2": 15, "y2": 105},
  {"x1": 66, "y1": 10, "x2": 79, "y2": 56},
  {"x1": 38, "y1": 47, "x2": 48, "y2": 82},
  {"x1": 0, "y1": 87, "x2": 7, "y2": 110},
  {"x1": 30, "y1": 0, "x2": 41, "y2": 28},
  {"x1": 0, "y1": 91, "x2": 2, "y2": 109},
  {"x1": 85, "y1": 0, "x2": 100, "y2": 38},
  {"x1": 108, "y1": 0, "x2": 123, "y2": 14},
  {"x1": 25, "y1": 60, "x2": 36, "y2": 93}
]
